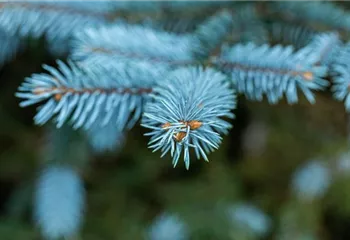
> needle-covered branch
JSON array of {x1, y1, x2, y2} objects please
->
[
  {"x1": 16, "y1": 60, "x2": 161, "y2": 130},
  {"x1": 0, "y1": 2, "x2": 121, "y2": 54},
  {"x1": 213, "y1": 39, "x2": 329, "y2": 104},
  {"x1": 142, "y1": 67, "x2": 236, "y2": 169},
  {"x1": 270, "y1": 1, "x2": 350, "y2": 31},
  {"x1": 71, "y1": 22, "x2": 199, "y2": 71}
]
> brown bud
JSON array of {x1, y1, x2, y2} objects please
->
[
  {"x1": 174, "y1": 132, "x2": 187, "y2": 142},
  {"x1": 188, "y1": 120, "x2": 202, "y2": 130},
  {"x1": 162, "y1": 122, "x2": 171, "y2": 129},
  {"x1": 303, "y1": 72, "x2": 313, "y2": 81},
  {"x1": 54, "y1": 94, "x2": 62, "y2": 101}
]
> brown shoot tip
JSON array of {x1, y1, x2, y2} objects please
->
[
  {"x1": 54, "y1": 94, "x2": 62, "y2": 101},
  {"x1": 174, "y1": 132, "x2": 187, "y2": 142},
  {"x1": 303, "y1": 71, "x2": 314, "y2": 81},
  {"x1": 162, "y1": 122, "x2": 171, "y2": 129},
  {"x1": 188, "y1": 120, "x2": 202, "y2": 130}
]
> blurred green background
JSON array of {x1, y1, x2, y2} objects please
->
[{"x1": 2, "y1": 2, "x2": 350, "y2": 240}]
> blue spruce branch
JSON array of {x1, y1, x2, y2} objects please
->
[
  {"x1": 270, "y1": 23, "x2": 317, "y2": 50},
  {"x1": 142, "y1": 17, "x2": 201, "y2": 34},
  {"x1": 0, "y1": 2, "x2": 121, "y2": 55},
  {"x1": 11, "y1": 1, "x2": 350, "y2": 170},
  {"x1": 305, "y1": 32, "x2": 341, "y2": 66},
  {"x1": 142, "y1": 67, "x2": 236, "y2": 169},
  {"x1": 71, "y1": 22, "x2": 199, "y2": 70},
  {"x1": 193, "y1": 9, "x2": 234, "y2": 58},
  {"x1": 212, "y1": 40, "x2": 329, "y2": 104},
  {"x1": 231, "y1": 5, "x2": 268, "y2": 44},
  {"x1": 16, "y1": 60, "x2": 160, "y2": 130},
  {"x1": 270, "y1": 1, "x2": 350, "y2": 31},
  {"x1": 194, "y1": 5, "x2": 267, "y2": 60}
]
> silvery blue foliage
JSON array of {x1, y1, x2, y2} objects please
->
[
  {"x1": 270, "y1": 23, "x2": 317, "y2": 50},
  {"x1": 0, "y1": 29, "x2": 22, "y2": 67},
  {"x1": 142, "y1": 67, "x2": 236, "y2": 169},
  {"x1": 147, "y1": 213, "x2": 189, "y2": 240},
  {"x1": 272, "y1": 1, "x2": 350, "y2": 30},
  {"x1": 291, "y1": 160, "x2": 332, "y2": 200},
  {"x1": 84, "y1": 0, "x2": 232, "y2": 11},
  {"x1": 330, "y1": 42, "x2": 350, "y2": 111},
  {"x1": 142, "y1": 17, "x2": 200, "y2": 34},
  {"x1": 227, "y1": 203, "x2": 271, "y2": 237},
  {"x1": 34, "y1": 165, "x2": 85, "y2": 239},
  {"x1": 163, "y1": 0, "x2": 227, "y2": 9},
  {"x1": 85, "y1": 115, "x2": 125, "y2": 154},
  {"x1": 193, "y1": 9, "x2": 233, "y2": 57},
  {"x1": 16, "y1": 60, "x2": 161, "y2": 130},
  {"x1": 194, "y1": 5, "x2": 268, "y2": 59},
  {"x1": 304, "y1": 32, "x2": 341, "y2": 66},
  {"x1": 0, "y1": 2, "x2": 117, "y2": 41},
  {"x1": 213, "y1": 41, "x2": 329, "y2": 104},
  {"x1": 71, "y1": 22, "x2": 198, "y2": 71},
  {"x1": 231, "y1": 5, "x2": 268, "y2": 44}
]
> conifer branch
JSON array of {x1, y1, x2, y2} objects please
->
[
  {"x1": 142, "y1": 67, "x2": 236, "y2": 169},
  {"x1": 71, "y1": 22, "x2": 199, "y2": 70},
  {"x1": 0, "y1": 2, "x2": 115, "y2": 20},
  {"x1": 193, "y1": 9, "x2": 234, "y2": 59},
  {"x1": 194, "y1": 5, "x2": 267, "y2": 62},
  {"x1": 269, "y1": 1, "x2": 350, "y2": 32},
  {"x1": 142, "y1": 17, "x2": 202, "y2": 34},
  {"x1": 305, "y1": 32, "x2": 341, "y2": 66},
  {"x1": 213, "y1": 42, "x2": 329, "y2": 104},
  {"x1": 16, "y1": 60, "x2": 160, "y2": 130},
  {"x1": 270, "y1": 23, "x2": 317, "y2": 50},
  {"x1": 0, "y1": 2, "x2": 122, "y2": 54},
  {"x1": 11, "y1": 1, "x2": 350, "y2": 169},
  {"x1": 230, "y1": 5, "x2": 268, "y2": 44}
]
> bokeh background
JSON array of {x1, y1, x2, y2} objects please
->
[{"x1": 1, "y1": 1, "x2": 350, "y2": 240}]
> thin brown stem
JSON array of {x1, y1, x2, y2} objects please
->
[
  {"x1": 90, "y1": 47, "x2": 196, "y2": 66},
  {"x1": 33, "y1": 86, "x2": 153, "y2": 101},
  {"x1": 215, "y1": 61, "x2": 314, "y2": 81}
]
